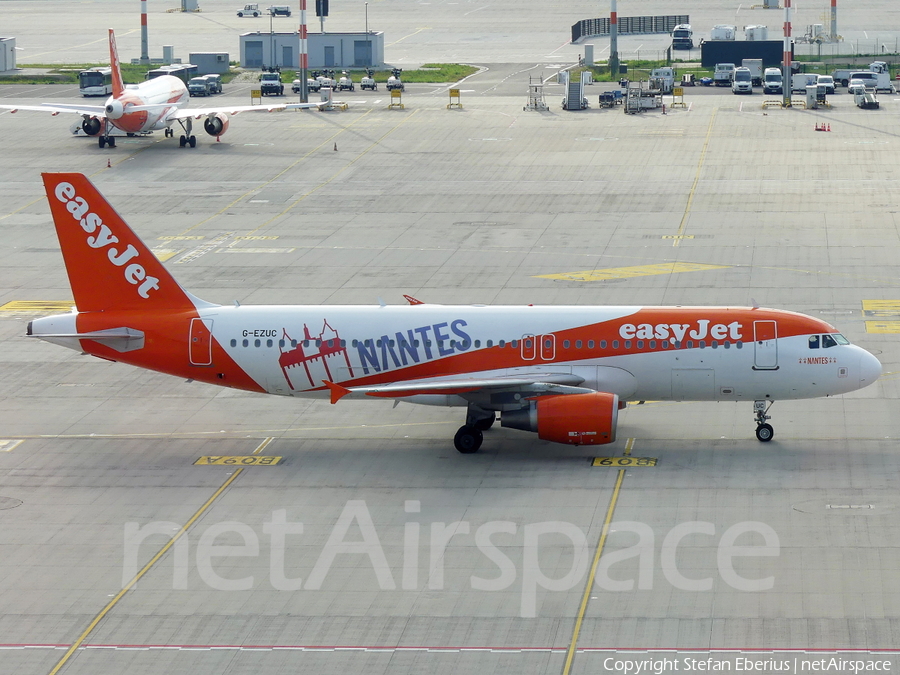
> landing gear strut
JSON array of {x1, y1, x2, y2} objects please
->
[
  {"x1": 754, "y1": 400, "x2": 774, "y2": 442},
  {"x1": 175, "y1": 118, "x2": 197, "y2": 148},
  {"x1": 453, "y1": 404, "x2": 496, "y2": 453},
  {"x1": 99, "y1": 119, "x2": 115, "y2": 148}
]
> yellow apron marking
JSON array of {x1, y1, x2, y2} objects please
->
[
  {"x1": 0, "y1": 440, "x2": 23, "y2": 452},
  {"x1": 235, "y1": 235, "x2": 280, "y2": 240},
  {"x1": 194, "y1": 455, "x2": 283, "y2": 466},
  {"x1": 592, "y1": 456, "x2": 657, "y2": 467},
  {"x1": 219, "y1": 247, "x2": 296, "y2": 254},
  {"x1": 0, "y1": 301, "x2": 73, "y2": 313},
  {"x1": 537, "y1": 262, "x2": 728, "y2": 282},
  {"x1": 563, "y1": 437, "x2": 635, "y2": 675},
  {"x1": 866, "y1": 321, "x2": 900, "y2": 334},
  {"x1": 862, "y1": 300, "x2": 900, "y2": 317},
  {"x1": 158, "y1": 235, "x2": 205, "y2": 240},
  {"x1": 151, "y1": 249, "x2": 180, "y2": 262},
  {"x1": 673, "y1": 107, "x2": 717, "y2": 247},
  {"x1": 46, "y1": 437, "x2": 275, "y2": 675}
]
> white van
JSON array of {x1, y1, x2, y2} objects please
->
[
  {"x1": 763, "y1": 67, "x2": 782, "y2": 94},
  {"x1": 731, "y1": 67, "x2": 753, "y2": 94}
]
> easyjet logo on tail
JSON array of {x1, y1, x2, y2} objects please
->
[{"x1": 54, "y1": 182, "x2": 160, "y2": 299}]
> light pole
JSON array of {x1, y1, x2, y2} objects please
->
[
  {"x1": 269, "y1": 10, "x2": 275, "y2": 68},
  {"x1": 365, "y1": 2, "x2": 370, "y2": 68}
]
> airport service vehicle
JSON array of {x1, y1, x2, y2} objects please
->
[
  {"x1": 317, "y1": 70, "x2": 337, "y2": 90},
  {"x1": 850, "y1": 64, "x2": 895, "y2": 93},
  {"x1": 386, "y1": 68, "x2": 405, "y2": 91},
  {"x1": 267, "y1": 5, "x2": 291, "y2": 16},
  {"x1": 847, "y1": 78, "x2": 866, "y2": 95},
  {"x1": 0, "y1": 30, "x2": 324, "y2": 149},
  {"x1": 30, "y1": 174, "x2": 882, "y2": 453},
  {"x1": 360, "y1": 68, "x2": 377, "y2": 91},
  {"x1": 713, "y1": 63, "x2": 735, "y2": 86},
  {"x1": 188, "y1": 77, "x2": 211, "y2": 96},
  {"x1": 854, "y1": 85, "x2": 879, "y2": 109},
  {"x1": 791, "y1": 72, "x2": 818, "y2": 93},
  {"x1": 649, "y1": 67, "x2": 675, "y2": 93},
  {"x1": 763, "y1": 68, "x2": 782, "y2": 94},
  {"x1": 710, "y1": 25, "x2": 736, "y2": 41},
  {"x1": 259, "y1": 71, "x2": 284, "y2": 95},
  {"x1": 731, "y1": 67, "x2": 752, "y2": 94},
  {"x1": 203, "y1": 74, "x2": 223, "y2": 94},
  {"x1": 79, "y1": 67, "x2": 113, "y2": 97},
  {"x1": 817, "y1": 75, "x2": 835, "y2": 95},
  {"x1": 672, "y1": 24, "x2": 693, "y2": 50},
  {"x1": 237, "y1": 3, "x2": 260, "y2": 16},
  {"x1": 831, "y1": 69, "x2": 855, "y2": 87},
  {"x1": 741, "y1": 59, "x2": 763, "y2": 86},
  {"x1": 337, "y1": 71, "x2": 355, "y2": 91}
]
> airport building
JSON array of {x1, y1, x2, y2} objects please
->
[{"x1": 239, "y1": 31, "x2": 384, "y2": 69}]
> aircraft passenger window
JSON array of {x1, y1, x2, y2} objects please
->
[
  {"x1": 326, "y1": 339, "x2": 334, "y2": 348},
  {"x1": 822, "y1": 334, "x2": 838, "y2": 348},
  {"x1": 425, "y1": 340, "x2": 432, "y2": 348},
  {"x1": 303, "y1": 340, "x2": 310, "y2": 348},
  {"x1": 543, "y1": 339, "x2": 550, "y2": 349},
  {"x1": 736, "y1": 341, "x2": 743, "y2": 349},
  {"x1": 487, "y1": 340, "x2": 493, "y2": 348},
  {"x1": 413, "y1": 340, "x2": 420, "y2": 347},
  {"x1": 724, "y1": 341, "x2": 730, "y2": 349},
  {"x1": 576, "y1": 340, "x2": 582, "y2": 349},
  {"x1": 291, "y1": 340, "x2": 298, "y2": 348},
  {"x1": 808, "y1": 335, "x2": 820, "y2": 349},
  {"x1": 499, "y1": 340, "x2": 506, "y2": 348},
  {"x1": 636, "y1": 340, "x2": 644, "y2": 349},
  {"x1": 612, "y1": 340, "x2": 619, "y2": 349},
  {"x1": 511, "y1": 340, "x2": 519, "y2": 348},
  {"x1": 624, "y1": 341, "x2": 631, "y2": 349},
  {"x1": 649, "y1": 340, "x2": 656, "y2": 349},
  {"x1": 278, "y1": 339, "x2": 285, "y2": 348},
  {"x1": 699, "y1": 341, "x2": 706, "y2": 349},
  {"x1": 242, "y1": 339, "x2": 249, "y2": 347},
  {"x1": 597, "y1": 340, "x2": 604, "y2": 349},
  {"x1": 662, "y1": 340, "x2": 669, "y2": 349},
  {"x1": 525, "y1": 339, "x2": 533, "y2": 349},
  {"x1": 267, "y1": 339, "x2": 273, "y2": 348},
  {"x1": 230, "y1": 339, "x2": 237, "y2": 347},
  {"x1": 687, "y1": 341, "x2": 694, "y2": 349},
  {"x1": 450, "y1": 340, "x2": 456, "y2": 349},
  {"x1": 316, "y1": 340, "x2": 322, "y2": 347},
  {"x1": 254, "y1": 339, "x2": 261, "y2": 347},
  {"x1": 474, "y1": 340, "x2": 481, "y2": 348},
  {"x1": 563, "y1": 340, "x2": 571, "y2": 349},
  {"x1": 711, "y1": 341, "x2": 718, "y2": 349},
  {"x1": 340, "y1": 340, "x2": 346, "y2": 348}
]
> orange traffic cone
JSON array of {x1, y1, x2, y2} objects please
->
[
  {"x1": 107, "y1": 159, "x2": 111, "y2": 168},
  {"x1": 334, "y1": 142, "x2": 338, "y2": 151}
]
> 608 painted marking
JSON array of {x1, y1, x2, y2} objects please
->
[
  {"x1": 592, "y1": 456, "x2": 657, "y2": 467},
  {"x1": 194, "y1": 456, "x2": 283, "y2": 466}
]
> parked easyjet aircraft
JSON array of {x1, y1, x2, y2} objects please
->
[
  {"x1": 0, "y1": 30, "x2": 323, "y2": 148},
  {"x1": 29, "y1": 173, "x2": 882, "y2": 452}
]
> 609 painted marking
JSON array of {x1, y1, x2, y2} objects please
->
[
  {"x1": 194, "y1": 456, "x2": 283, "y2": 466},
  {"x1": 592, "y1": 456, "x2": 657, "y2": 467}
]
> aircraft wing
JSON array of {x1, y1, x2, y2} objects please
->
[
  {"x1": 0, "y1": 103, "x2": 107, "y2": 116},
  {"x1": 166, "y1": 101, "x2": 329, "y2": 119},
  {"x1": 323, "y1": 373, "x2": 594, "y2": 404}
]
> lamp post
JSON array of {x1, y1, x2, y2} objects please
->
[
  {"x1": 365, "y1": 2, "x2": 370, "y2": 67},
  {"x1": 269, "y1": 9, "x2": 275, "y2": 68}
]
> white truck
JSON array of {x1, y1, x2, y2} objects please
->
[
  {"x1": 710, "y1": 25, "x2": 736, "y2": 41},
  {"x1": 741, "y1": 59, "x2": 763, "y2": 87},
  {"x1": 713, "y1": 63, "x2": 735, "y2": 86},
  {"x1": 672, "y1": 24, "x2": 693, "y2": 50},
  {"x1": 791, "y1": 72, "x2": 818, "y2": 93},
  {"x1": 744, "y1": 25, "x2": 768, "y2": 41},
  {"x1": 237, "y1": 3, "x2": 260, "y2": 16},
  {"x1": 649, "y1": 67, "x2": 675, "y2": 93},
  {"x1": 763, "y1": 67, "x2": 782, "y2": 94}
]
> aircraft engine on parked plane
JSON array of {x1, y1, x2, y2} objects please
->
[
  {"x1": 501, "y1": 391, "x2": 619, "y2": 445},
  {"x1": 81, "y1": 117, "x2": 102, "y2": 136},
  {"x1": 203, "y1": 113, "x2": 229, "y2": 137},
  {"x1": 104, "y1": 99, "x2": 125, "y2": 120}
]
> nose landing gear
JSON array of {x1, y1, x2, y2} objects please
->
[{"x1": 754, "y1": 400, "x2": 774, "y2": 442}]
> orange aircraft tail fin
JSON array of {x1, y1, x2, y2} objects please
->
[
  {"x1": 41, "y1": 173, "x2": 201, "y2": 313},
  {"x1": 108, "y1": 29, "x2": 125, "y2": 97}
]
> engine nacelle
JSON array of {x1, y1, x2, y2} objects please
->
[
  {"x1": 104, "y1": 99, "x2": 125, "y2": 120},
  {"x1": 81, "y1": 117, "x2": 102, "y2": 136},
  {"x1": 203, "y1": 113, "x2": 230, "y2": 137},
  {"x1": 501, "y1": 392, "x2": 619, "y2": 446}
]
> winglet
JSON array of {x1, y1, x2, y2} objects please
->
[
  {"x1": 108, "y1": 29, "x2": 125, "y2": 97},
  {"x1": 323, "y1": 380, "x2": 352, "y2": 404},
  {"x1": 403, "y1": 294, "x2": 424, "y2": 305}
]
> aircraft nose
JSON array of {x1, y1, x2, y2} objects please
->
[{"x1": 859, "y1": 349, "x2": 882, "y2": 388}]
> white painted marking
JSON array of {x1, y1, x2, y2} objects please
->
[{"x1": 0, "y1": 440, "x2": 23, "y2": 452}]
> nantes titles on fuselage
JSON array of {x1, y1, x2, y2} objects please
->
[{"x1": 355, "y1": 319, "x2": 472, "y2": 375}]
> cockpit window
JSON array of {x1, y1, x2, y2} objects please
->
[
  {"x1": 808, "y1": 335, "x2": 820, "y2": 349},
  {"x1": 822, "y1": 334, "x2": 838, "y2": 348},
  {"x1": 834, "y1": 334, "x2": 850, "y2": 345}
]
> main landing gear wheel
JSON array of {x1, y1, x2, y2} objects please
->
[
  {"x1": 107, "y1": 136, "x2": 116, "y2": 148},
  {"x1": 753, "y1": 400, "x2": 774, "y2": 442},
  {"x1": 188, "y1": 135, "x2": 196, "y2": 148},
  {"x1": 179, "y1": 135, "x2": 187, "y2": 147},
  {"x1": 454, "y1": 426, "x2": 483, "y2": 454},
  {"x1": 99, "y1": 136, "x2": 106, "y2": 148},
  {"x1": 756, "y1": 424, "x2": 774, "y2": 442},
  {"x1": 165, "y1": 128, "x2": 173, "y2": 138}
]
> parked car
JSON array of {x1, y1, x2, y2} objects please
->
[
  {"x1": 237, "y1": 3, "x2": 260, "y2": 17},
  {"x1": 817, "y1": 75, "x2": 835, "y2": 95}
]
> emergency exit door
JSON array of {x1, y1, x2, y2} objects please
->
[
  {"x1": 753, "y1": 320, "x2": 778, "y2": 369},
  {"x1": 189, "y1": 318, "x2": 214, "y2": 366}
]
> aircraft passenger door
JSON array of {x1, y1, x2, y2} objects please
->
[
  {"x1": 189, "y1": 318, "x2": 214, "y2": 366},
  {"x1": 521, "y1": 335, "x2": 536, "y2": 361},
  {"x1": 540, "y1": 334, "x2": 556, "y2": 361},
  {"x1": 753, "y1": 320, "x2": 778, "y2": 369}
]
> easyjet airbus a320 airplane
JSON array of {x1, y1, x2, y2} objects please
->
[
  {"x1": 0, "y1": 30, "x2": 324, "y2": 148},
  {"x1": 29, "y1": 174, "x2": 882, "y2": 452}
]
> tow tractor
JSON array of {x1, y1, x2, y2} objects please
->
[
  {"x1": 360, "y1": 68, "x2": 377, "y2": 91},
  {"x1": 386, "y1": 68, "x2": 405, "y2": 91}
]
